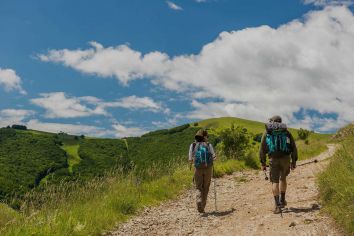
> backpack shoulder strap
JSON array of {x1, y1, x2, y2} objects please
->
[{"x1": 206, "y1": 142, "x2": 211, "y2": 152}]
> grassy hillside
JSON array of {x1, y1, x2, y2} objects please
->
[
  {"x1": 0, "y1": 128, "x2": 67, "y2": 207},
  {"x1": 197, "y1": 117, "x2": 265, "y2": 133},
  {"x1": 0, "y1": 117, "x2": 331, "y2": 206},
  {"x1": 333, "y1": 122, "x2": 354, "y2": 140},
  {"x1": 127, "y1": 125, "x2": 201, "y2": 178},
  {"x1": 74, "y1": 139, "x2": 130, "y2": 178},
  {"x1": 0, "y1": 117, "x2": 335, "y2": 235},
  {"x1": 318, "y1": 125, "x2": 354, "y2": 234},
  {"x1": 196, "y1": 117, "x2": 331, "y2": 160}
]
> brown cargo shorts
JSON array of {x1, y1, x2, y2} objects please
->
[{"x1": 269, "y1": 156, "x2": 290, "y2": 183}]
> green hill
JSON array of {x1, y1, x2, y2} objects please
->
[
  {"x1": 196, "y1": 117, "x2": 332, "y2": 160},
  {"x1": 0, "y1": 128, "x2": 67, "y2": 206},
  {"x1": 197, "y1": 117, "x2": 265, "y2": 133},
  {"x1": 0, "y1": 117, "x2": 332, "y2": 207},
  {"x1": 333, "y1": 122, "x2": 354, "y2": 140}
]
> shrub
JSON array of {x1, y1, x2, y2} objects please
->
[
  {"x1": 217, "y1": 124, "x2": 251, "y2": 159},
  {"x1": 252, "y1": 133, "x2": 263, "y2": 143},
  {"x1": 298, "y1": 128, "x2": 310, "y2": 140}
]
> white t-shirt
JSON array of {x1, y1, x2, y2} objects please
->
[{"x1": 188, "y1": 142, "x2": 216, "y2": 161}]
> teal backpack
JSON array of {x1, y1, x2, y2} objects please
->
[
  {"x1": 193, "y1": 142, "x2": 213, "y2": 168},
  {"x1": 266, "y1": 129, "x2": 292, "y2": 155}
]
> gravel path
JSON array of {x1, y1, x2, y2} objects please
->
[{"x1": 109, "y1": 144, "x2": 343, "y2": 236}]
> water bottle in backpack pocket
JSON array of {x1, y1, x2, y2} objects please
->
[
  {"x1": 194, "y1": 142, "x2": 213, "y2": 169},
  {"x1": 266, "y1": 130, "x2": 292, "y2": 155}
]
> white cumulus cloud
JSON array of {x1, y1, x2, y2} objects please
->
[
  {"x1": 303, "y1": 0, "x2": 353, "y2": 6},
  {"x1": 0, "y1": 109, "x2": 35, "y2": 127},
  {"x1": 31, "y1": 92, "x2": 107, "y2": 118},
  {"x1": 166, "y1": 1, "x2": 183, "y2": 10},
  {"x1": 31, "y1": 92, "x2": 166, "y2": 118},
  {"x1": 38, "y1": 6, "x2": 354, "y2": 132},
  {"x1": 96, "y1": 95, "x2": 167, "y2": 113},
  {"x1": 26, "y1": 119, "x2": 111, "y2": 136},
  {"x1": 112, "y1": 123, "x2": 147, "y2": 138},
  {"x1": 0, "y1": 68, "x2": 26, "y2": 94}
]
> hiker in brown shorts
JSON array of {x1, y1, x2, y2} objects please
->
[
  {"x1": 189, "y1": 129, "x2": 216, "y2": 213},
  {"x1": 259, "y1": 115, "x2": 298, "y2": 214}
]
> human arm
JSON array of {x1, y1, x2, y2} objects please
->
[
  {"x1": 209, "y1": 143, "x2": 217, "y2": 160},
  {"x1": 259, "y1": 132, "x2": 267, "y2": 170},
  {"x1": 289, "y1": 132, "x2": 298, "y2": 169},
  {"x1": 188, "y1": 144, "x2": 194, "y2": 163}
]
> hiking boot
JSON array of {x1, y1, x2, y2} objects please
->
[
  {"x1": 197, "y1": 202, "x2": 204, "y2": 213},
  {"x1": 279, "y1": 200, "x2": 287, "y2": 208},
  {"x1": 274, "y1": 205, "x2": 282, "y2": 214},
  {"x1": 198, "y1": 208, "x2": 205, "y2": 213}
]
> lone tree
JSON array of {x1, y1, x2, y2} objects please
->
[
  {"x1": 298, "y1": 128, "x2": 310, "y2": 140},
  {"x1": 218, "y1": 124, "x2": 251, "y2": 159}
]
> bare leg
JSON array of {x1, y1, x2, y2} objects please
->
[
  {"x1": 280, "y1": 178, "x2": 287, "y2": 192},
  {"x1": 279, "y1": 177, "x2": 287, "y2": 206},
  {"x1": 272, "y1": 183, "x2": 280, "y2": 196}
]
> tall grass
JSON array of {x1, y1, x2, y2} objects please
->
[
  {"x1": 0, "y1": 155, "x2": 255, "y2": 235},
  {"x1": 318, "y1": 138, "x2": 354, "y2": 234},
  {"x1": 296, "y1": 133, "x2": 331, "y2": 160},
  {"x1": 0, "y1": 166, "x2": 192, "y2": 235}
]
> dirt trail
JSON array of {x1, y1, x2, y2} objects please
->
[{"x1": 110, "y1": 144, "x2": 343, "y2": 236}]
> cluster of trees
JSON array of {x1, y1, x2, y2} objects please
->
[
  {"x1": 0, "y1": 128, "x2": 67, "y2": 207},
  {"x1": 11, "y1": 125, "x2": 27, "y2": 130}
]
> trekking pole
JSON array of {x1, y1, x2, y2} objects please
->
[
  {"x1": 297, "y1": 159, "x2": 318, "y2": 167},
  {"x1": 263, "y1": 170, "x2": 269, "y2": 181},
  {"x1": 263, "y1": 165, "x2": 269, "y2": 181},
  {"x1": 213, "y1": 165, "x2": 217, "y2": 212},
  {"x1": 280, "y1": 207, "x2": 283, "y2": 218}
]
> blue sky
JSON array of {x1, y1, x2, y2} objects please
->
[{"x1": 1, "y1": 0, "x2": 354, "y2": 137}]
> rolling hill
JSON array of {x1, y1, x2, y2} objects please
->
[{"x1": 0, "y1": 117, "x2": 332, "y2": 207}]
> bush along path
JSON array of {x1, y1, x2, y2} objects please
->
[{"x1": 109, "y1": 144, "x2": 343, "y2": 236}]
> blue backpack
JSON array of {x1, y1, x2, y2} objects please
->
[
  {"x1": 266, "y1": 129, "x2": 292, "y2": 155},
  {"x1": 193, "y1": 142, "x2": 213, "y2": 168}
]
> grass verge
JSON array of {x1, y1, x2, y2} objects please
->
[
  {"x1": 318, "y1": 138, "x2": 354, "y2": 234},
  {"x1": 296, "y1": 133, "x2": 332, "y2": 161},
  {"x1": 0, "y1": 156, "x2": 254, "y2": 235}
]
